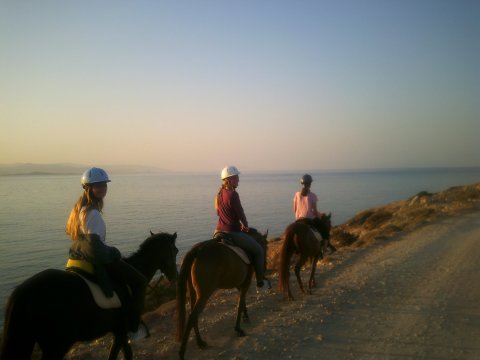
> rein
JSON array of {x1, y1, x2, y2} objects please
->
[{"x1": 146, "y1": 275, "x2": 164, "y2": 294}]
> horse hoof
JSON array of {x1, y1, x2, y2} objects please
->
[
  {"x1": 197, "y1": 339, "x2": 208, "y2": 349},
  {"x1": 235, "y1": 328, "x2": 246, "y2": 337}
]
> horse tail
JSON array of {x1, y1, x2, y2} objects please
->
[
  {"x1": 278, "y1": 223, "x2": 298, "y2": 293},
  {"x1": 1, "y1": 288, "x2": 35, "y2": 360},
  {"x1": 176, "y1": 241, "x2": 209, "y2": 342}
]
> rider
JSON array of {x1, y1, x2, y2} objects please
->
[
  {"x1": 214, "y1": 165, "x2": 265, "y2": 288},
  {"x1": 65, "y1": 167, "x2": 147, "y2": 335},
  {"x1": 293, "y1": 174, "x2": 336, "y2": 254}
]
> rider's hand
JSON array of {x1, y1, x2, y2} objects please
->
[{"x1": 241, "y1": 224, "x2": 250, "y2": 233}]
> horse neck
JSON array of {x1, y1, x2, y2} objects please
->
[
  {"x1": 125, "y1": 252, "x2": 157, "y2": 282},
  {"x1": 251, "y1": 233, "x2": 267, "y2": 251},
  {"x1": 316, "y1": 218, "x2": 331, "y2": 239}
]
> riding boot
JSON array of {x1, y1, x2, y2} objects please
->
[
  {"x1": 129, "y1": 291, "x2": 146, "y2": 332},
  {"x1": 254, "y1": 264, "x2": 265, "y2": 288}
]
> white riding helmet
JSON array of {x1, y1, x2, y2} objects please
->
[
  {"x1": 81, "y1": 167, "x2": 111, "y2": 185},
  {"x1": 221, "y1": 165, "x2": 240, "y2": 180}
]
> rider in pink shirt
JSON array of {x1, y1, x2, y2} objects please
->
[
  {"x1": 293, "y1": 174, "x2": 336, "y2": 254},
  {"x1": 293, "y1": 190, "x2": 318, "y2": 219}
]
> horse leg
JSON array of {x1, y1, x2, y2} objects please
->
[
  {"x1": 108, "y1": 334, "x2": 131, "y2": 360},
  {"x1": 1, "y1": 330, "x2": 35, "y2": 360},
  {"x1": 187, "y1": 281, "x2": 208, "y2": 350},
  {"x1": 308, "y1": 256, "x2": 320, "y2": 291},
  {"x1": 108, "y1": 336, "x2": 122, "y2": 360},
  {"x1": 282, "y1": 255, "x2": 295, "y2": 300},
  {"x1": 191, "y1": 298, "x2": 209, "y2": 349},
  {"x1": 40, "y1": 345, "x2": 70, "y2": 360},
  {"x1": 284, "y1": 260, "x2": 294, "y2": 301},
  {"x1": 241, "y1": 298, "x2": 249, "y2": 323},
  {"x1": 294, "y1": 254, "x2": 308, "y2": 295},
  {"x1": 235, "y1": 284, "x2": 250, "y2": 336},
  {"x1": 179, "y1": 296, "x2": 209, "y2": 360},
  {"x1": 240, "y1": 273, "x2": 254, "y2": 323}
]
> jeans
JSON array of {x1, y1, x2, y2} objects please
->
[{"x1": 106, "y1": 260, "x2": 147, "y2": 331}]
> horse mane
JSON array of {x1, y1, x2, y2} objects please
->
[
  {"x1": 317, "y1": 214, "x2": 332, "y2": 239},
  {"x1": 125, "y1": 232, "x2": 176, "y2": 259},
  {"x1": 143, "y1": 232, "x2": 175, "y2": 248},
  {"x1": 124, "y1": 232, "x2": 178, "y2": 279},
  {"x1": 246, "y1": 227, "x2": 268, "y2": 247}
]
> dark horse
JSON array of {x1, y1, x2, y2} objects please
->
[
  {"x1": 1, "y1": 231, "x2": 178, "y2": 360},
  {"x1": 176, "y1": 228, "x2": 268, "y2": 360},
  {"x1": 279, "y1": 214, "x2": 332, "y2": 300}
]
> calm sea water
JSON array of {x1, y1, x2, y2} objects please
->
[{"x1": 1, "y1": 167, "x2": 479, "y2": 328}]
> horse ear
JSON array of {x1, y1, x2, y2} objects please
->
[
  {"x1": 150, "y1": 230, "x2": 155, "y2": 236},
  {"x1": 173, "y1": 232, "x2": 177, "y2": 239},
  {"x1": 264, "y1": 229, "x2": 269, "y2": 238},
  {"x1": 327, "y1": 212, "x2": 332, "y2": 219}
]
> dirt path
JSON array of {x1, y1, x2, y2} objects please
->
[{"x1": 68, "y1": 212, "x2": 480, "y2": 359}]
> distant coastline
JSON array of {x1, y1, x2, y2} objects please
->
[
  {"x1": 0, "y1": 171, "x2": 79, "y2": 177},
  {"x1": 0, "y1": 163, "x2": 167, "y2": 177},
  {"x1": 1, "y1": 163, "x2": 479, "y2": 177}
]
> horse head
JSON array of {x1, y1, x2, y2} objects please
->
[
  {"x1": 319, "y1": 213, "x2": 332, "y2": 239},
  {"x1": 136, "y1": 231, "x2": 179, "y2": 282},
  {"x1": 247, "y1": 227, "x2": 268, "y2": 250}
]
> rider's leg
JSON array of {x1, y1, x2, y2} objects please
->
[
  {"x1": 229, "y1": 232, "x2": 265, "y2": 287},
  {"x1": 107, "y1": 260, "x2": 147, "y2": 331}
]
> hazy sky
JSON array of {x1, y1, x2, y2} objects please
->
[{"x1": 1, "y1": 1, "x2": 479, "y2": 172}]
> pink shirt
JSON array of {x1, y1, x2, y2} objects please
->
[{"x1": 293, "y1": 191, "x2": 318, "y2": 219}]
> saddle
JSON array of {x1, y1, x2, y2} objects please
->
[
  {"x1": 66, "y1": 258, "x2": 123, "y2": 309},
  {"x1": 212, "y1": 233, "x2": 251, "y2": 265},
  {"x1": 295, "y1": 219, "x2": 323, "y2": 243},
  {"x1": 308, "y1": 226, "x2": 323, "y2": 243}
]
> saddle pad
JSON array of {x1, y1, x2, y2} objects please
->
[
  {"x1": 222, "y1": 244, "x2": 251, "y2": 264},
  {"x1": 75, "y1": 273, "x2": 122, "y2": 309},
  {"x1": 309, "y1": 226, "x2": 323, "y2": 243}
]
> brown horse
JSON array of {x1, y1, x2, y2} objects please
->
[
  {"x1": 176, "y1": 228, "x2": 268, "y2": 360},
  {"x1": 279, "y1": 213, "x2": 332, "y2": 300}
]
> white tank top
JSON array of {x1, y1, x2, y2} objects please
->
[{"x1": 80, "y1": 207, "x2": 106, "y2": 243}]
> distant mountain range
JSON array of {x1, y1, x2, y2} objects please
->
[{"x1": 0, "y1": 163, "x2": 167, "y2": 176}]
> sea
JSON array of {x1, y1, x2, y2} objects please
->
[{"x1": 1, "y1": 167, "x2": 479, "y2": 328}]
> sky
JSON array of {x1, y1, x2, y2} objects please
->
[{"x1": 1, "y1": 0, "x2": 479, "y2": 172}]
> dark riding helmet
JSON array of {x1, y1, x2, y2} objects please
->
[{"x1": 301, "y1": 174, "x2": 313, "y2": 185}]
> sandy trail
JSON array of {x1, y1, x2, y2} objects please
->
[
  {"x1": 291, "y1": 212, "x2": 480, "y2": 360},
  {"x1": 68, "y1": 212, "x2": 480, "y2": 359}
]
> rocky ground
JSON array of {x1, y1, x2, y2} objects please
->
[{"x1": 50, "y1": 183, "x2": 480, "y2": 359}]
